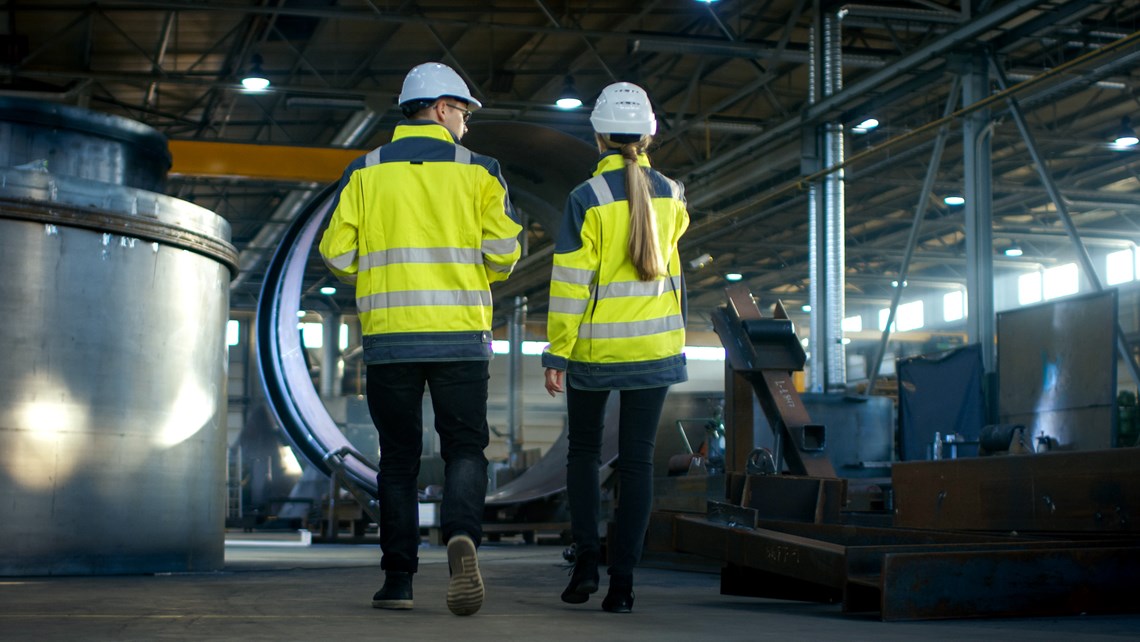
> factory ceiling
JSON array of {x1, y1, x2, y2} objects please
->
[{"x1": 3, "y1": 0, "x2": 1139, "y2": 336}]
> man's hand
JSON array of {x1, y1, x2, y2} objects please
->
[{"x1": 544, "y1": 368, "x2": 565, "y2": 397}]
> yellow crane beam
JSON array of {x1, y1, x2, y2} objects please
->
[{"x1": 168, "y1": 140, "x2": 364, "y2": 183}]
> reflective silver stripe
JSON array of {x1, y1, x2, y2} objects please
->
[
  {"x1": 482, "y1": 237, "x2": 518, "y2": 255},
  {"x1": 586, "y1": 175, "x2": 615, "y2": 206},
  {"x1": 551, "y1": 265, "x2": 595, "y2": 286},
  {"x1": 548, "y1": 296, "x2": 589, "y2": 315},
  {"x1": 581, "y1": 314, "x2": 684, "y2": 339},
  {"x1": 359, "y1": 247, "x2": 482, "y2": 270},
  {"x1": 365, "y1": 145, "x2": 383, "y2": 167},
  {"x1": 325, "y1": 249, "x2": 358, "y2": 271},
  {"x1": 455, "y1": 146, "x2": 472, "y2": 164},
  {"x1": 358, "y1": 289, "x2": 491, "y2": 312},
  {"x1": 597, "y1": 276, "x2": 682, "y2": 299},
  {"x1": 486, "y1": 261, "x2": 513, "y2": 274}
]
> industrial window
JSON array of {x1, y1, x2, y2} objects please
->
[
  {"x1": 842, "y1": 315, "x2": 863, "y2": 332},
  {"x1": 1043, "y1": 263, "x2": 1079, "y2": 300},
  {"x1": 298, "y1": 322, "x2": 349, "y2": 350},
  {"x1": 1106, "y1": 248, "x2": 1134, "y2": 285},
  {"x1": 878, "y1": 300, "x2": 924, "y2": 332},
  {"x1": 943, "y1": 290, "x2": 965, "y2": 322},
  {"x1": 1018, "y1": 271, "x2": 1042, "y2": 305},
  {"x1": 226, "y1": 319, "x2": 240, "y2": 346}
]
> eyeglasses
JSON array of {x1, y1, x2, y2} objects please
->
[{"x1": 442, "y1": 102, "x2": 472, "y2": 122}]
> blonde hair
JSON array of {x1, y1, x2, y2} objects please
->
[{"x1": 597, "y1": 134, "x2": 664, "y2": 281}]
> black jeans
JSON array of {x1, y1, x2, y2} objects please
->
[
  {"x1": 565, "y1": 383, "x2": 669, "y2": 576},
  {"x1": 366, "y1": 360, "x2": 490, "y2": 573}
]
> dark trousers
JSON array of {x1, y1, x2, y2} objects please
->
[
  {"x1": 366, "y1": 360, "x2": 490, "y2": 574},
  {"x1": 565, "y1": 383, "x2": 669, "y2": 576}
]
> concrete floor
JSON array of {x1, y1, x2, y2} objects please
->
[{"x1": 2, "y1": 532, "x2": 1138, "y2": 641}]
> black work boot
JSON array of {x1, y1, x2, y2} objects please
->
[
  {"x1": 560, "y1": 549, "x2": 600, "y2": 604},
  {"x1": 371, "y1": 571, "x2": 413, "y2": 610},
  {"x1": 601, "y1": 573, "x2": 634, "y2": 613}
]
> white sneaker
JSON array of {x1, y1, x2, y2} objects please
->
[{"x1": 446, "y1": 534, "x2": 484, "y2": 616}]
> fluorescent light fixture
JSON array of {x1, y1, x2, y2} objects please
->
[
  {"x1": 851, "y1": 117, "x2": 879, "y2": 134},
  {"x1": 943, "y1": 195, "x2": 965, "y2": 206},
  {"x1": 241, "y1": 54, "x2": 270, "y2": 91},
  {"x1": 296, "y1": 310, "x2": 306, "y2": 318},
  {"x1": 285, "y1": 96, "x2": 367, "y2": 111},
  {"x1": 801, "y1": 304, "x2": 811, "y2": 312},
  {"x1": 555, "y1": 75, "x2": 583, "y2": 110},
  {"x1": 320, "y1": 286, "x2": 336, "y2": 295},
  {"x1": 1004, "y1": 244, "x2": 1023, "y2": 257},
  {"x1": 725, "y1": 272, "x2": 743, "y2": 281}
]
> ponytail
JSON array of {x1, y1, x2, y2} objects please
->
[{"x1": 597, "y1": 134, "x2": 664, "y2": 281}]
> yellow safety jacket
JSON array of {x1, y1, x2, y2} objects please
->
[
  {"x1": 542, "y1": 151, "x2": 690, "y2": 390},
  {"x1": 319, "y1": 121, "x2": 522, "y2": 363}
]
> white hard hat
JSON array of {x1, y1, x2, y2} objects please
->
[
  {"x1": 398, "y1": 62, "x2": 482, "y2": 110},
  {"x1": 590, "y1": 82, "x2": 656, "y2": 136}
]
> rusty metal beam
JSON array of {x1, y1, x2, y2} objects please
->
[
  {"x1": 877, "y1": 547, "x2": 1140, "y2": 621},
  {"x1": 892, "y1": 448, "x2": 1140, "y2": 532}
]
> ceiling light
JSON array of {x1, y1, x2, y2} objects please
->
[
  {"x1": 555, "y1": 75, "x2": 583, "y2": 110},
  {"x1": 725, "y1": 272, "x2": 743, "y2": 281},
  {"x1": 801, "y1": 304, "x2": 811, "y2": 312},
  {"x1": 851, "y1": 117, "x2": 879, "y2": 134},
  {"x1": 241, "y1": 54, "x2": 270, "y2": 91},
  {"x1": 943, "y1": 195, "x2": 965, "y2": 206},
  {"x1": 1004, "y1": 244, "x2": 1023, "y2": 257},
  {"x1": 1113, "y1": 116, "x2": 1138, "y2": 148},
  {"x1": 320, "y1": 286, "x2": 336, "y2": 295}
]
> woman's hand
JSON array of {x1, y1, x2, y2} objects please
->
[{"x1": 544, "y1": 368, "x2": 565, "y2": 397}]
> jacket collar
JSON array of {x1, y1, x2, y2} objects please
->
[
  {"x1": 392, "y1": 119, "x2": 458, "y2": 144},
  {"x1": 592, "y1": 149, "x2": 651, "y2": 176}
]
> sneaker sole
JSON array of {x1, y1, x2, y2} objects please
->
[
  {"x1": 446, "y1": 536, "x2": 484, "y2": 616},
  {"x1": 371, "y1": 599, "x2": 413, "y2": 610}
]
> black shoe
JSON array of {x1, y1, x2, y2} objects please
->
[
  {"x1": 371, "y1": 571, "x2": 413, "y2": 610},
  {"x1": 561, "y1": 550, "x2": 600, "y2": 604},
  {"x1": 601, "y1": 574, "x2": 634, "y2": 613}
]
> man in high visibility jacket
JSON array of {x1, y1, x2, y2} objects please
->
[{"x1": 319, "y1": 62, "x2": 522, "y2": 617}]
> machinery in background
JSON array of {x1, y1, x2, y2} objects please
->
[{"x1": 652, "y1": 284, "x2": 1140, "y2": 621}]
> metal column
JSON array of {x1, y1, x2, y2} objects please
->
[
  {"x1": 320, "y1": 312, "x2": 341, "y2": 398},
  {"x1": 961, "y1": 51, "x2": 996, "y2": 374},
  {"x1": 507, "y1": 295, "x2": 527, "y2": 466},
  {"x1": 807, "y1": 7, "x2": 846, "y2": 392}
]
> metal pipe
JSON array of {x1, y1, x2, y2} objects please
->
[{"x1": 866, "y1": 78, "x2": 961, "y2": 393}]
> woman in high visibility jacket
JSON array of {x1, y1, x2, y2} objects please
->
[{"x1": 543, "y1": 81, "x2": 689, "y2": 614}]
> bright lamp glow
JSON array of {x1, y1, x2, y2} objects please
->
[
  {"x1": 725, "y1": 272, "x2": 743, "y2": 281},
  {"x1": 851, "y1": 117, "x2": 879, "y2": 134},
  {"x1": 1113, "y1": 116, "x2": 1138, "y2": 148},
  {"x1": 943, "y1": 195, "x2": 965, "y2": 206},
  {"x1": 555, "y1": 76, "x2": 583, "y2": 110},
  {"x1": 241, "y1": 54, "x2": 270, "y2": 91},
  {"x1": 320, "y1": 286, "x2": 336, "y2": 295}
]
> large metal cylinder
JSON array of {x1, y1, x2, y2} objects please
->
[{"x1": 0, "y1": 98, "x2": 237, "y2": 575}]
